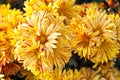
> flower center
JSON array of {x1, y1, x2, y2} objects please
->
[{"x1": 37, "y1": 34, "x2": 47, "y2": 44}]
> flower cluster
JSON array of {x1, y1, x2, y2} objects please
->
[{"x1": 0, "y1": 0, "x2": 120, "y2": 80}]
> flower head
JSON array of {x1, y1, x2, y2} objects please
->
[
  {"x1": 68, "y1": 18, "x2": 93, "y2": 58},
  {"x1": 24, "y1": 0, "x2": 53, "y2": 17},
  {"x1": 91, "y1": 39, "x2": 119, "y2": 63},
  {"x1": 84, "y1": 11, "x2": 119, "y2": 63},
  {"x1": 0, "y1": 4, "x2": 24, "y2": 70},
  {"x1": 68, "y1": 10, "x2": 119, "y2": 64},
  {"x1": 13, "y1": 10, "x2": 71, "y2": 75},
  {"x1": 53, "y1": 0, "x2": 80, "y2": 24}
]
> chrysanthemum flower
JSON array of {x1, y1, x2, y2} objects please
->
[
  {"x1": 108, "y1": 13, "x2": 120, "y2": 42},
  {"x1": 39, "y1": 68, "x2": 102, "y2": 80},
  {"x1": 85, "y1": 3, "x2": 99, "y2": 16},
  {"x1": 84, "y1": 11, "x2": 117, "y2": 40},
  {"x1": 0, "y1": 41, "x2": 14, "y2": 67},
  {"x1": 85, "y1": 2, "x2": 104, "y2": 16},
  {"x1": 85, "y1": 11, "x2": 119, "y2": 63},
  {"x1": 68, "y1": 18, "x2": 93, "y2": 58},
  {"x1": 104, "y1": 68, "x2": 120, "y2": 80},
  {"x1": 93, "y1": 62, "x2": 114, "y2": 74},
  {"x1": 48, "y1": 35, "x2": 72, "y2": 68},
  {"x1": 53, "y1": 0, "x2": 77, "y2": 17},
  {"x1": 53, "y1": 0, "x2": 80, "y2": 24},
  {"x1": 39, "y1": 69, "x2": 82, "y2": 80},
  {"x1": 0, "y1": 4, "x2": 24, "y2": 71},
  {"x1": 13, "y1": 10, "x2": 71, "y2": 75},
  {"x1": 79, "y1": 68, "x2": 102, "y2": 80},
  {"x1": 87, "y1": 12, "x2": 119, "y2": 64},
  {"x1": 0, "y1": 31, "x2": 14, "y2": 68},
  {"x1": 24, "y1": 0, "x2": 53, "y2": 17},
  {"x1": 62, "y1": 69, "x2": 83, "y2": 80},
  {"x1": 68, "y1": 10, "x2": 119, "y2": 64},
  {"x1": 91, "y1": 39, "x2": 119, "y2": 63},
  {"x1": 0, "y1": 4, "x2": 11, "y2": 17},
  {"x1": 77, "y1": 5, "x2": 86, "y2": 17},
  {"x1": 0, "y1": 4, "x2": 25, "y2": 29},
  {"x1": 90, "y1": 11, "x2": 119, "y2": 63}
]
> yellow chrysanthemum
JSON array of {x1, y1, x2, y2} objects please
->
[
  {"x1": 0, "y1": 40, "x2": 14, "y2": 67},
  {"x1": 68, "y1": 18, "x2": 93, "y2": 58},
  {"x1": 79, "y1": 68, "x2": 103, "y2": 80},
  {"x1": 13, "y1": 10, "x2": 71, "y2": 75},
  {"x1": 86, "y1": 11, "x2": 119, "y2": 63},
  {"x1": 0, "y1": 4, "x2": 24, "y2": 72},
  {"x1": 91, "y1": 39, "x2": 119, "y2": 63},
  {"x1": 104, "y1": 68, "x2": 120, "y2": 80},
  {"x1": 48, "y1": 35, "x2": 72, "y2": 68},
  {"x1": 0, "y1": 4, "x2": 25, "y2": 29},
  {"x1": 0, "y1": 30, "x2": 14, "y2": 68},
  {"x1": 68, "y1": 10, "x2": 119, "y2": 64},
  {"x1": 77, "y1": 5, "x2": 86, "y2": 17},
  {"x1": 24, "y1": 0, "x2": 53, "y2": 17},
  {"x1": 85, "y1": 3, "x2": 99, "y2": 16},
  {"x1": 85, "y1": 2, "x2": 104, "y2": 16},
  {"x1": 36, "y1": 70, "x2": 56, "y2": 80},
  {"x1": 39, "y1": 69, "x2": 81, "y2": 80},
  {"x1": 0, "y1": 4, "x2": 11, "y2": 17},
  {"x1": 62, "y1": 69, "x2": 82, "y2": 80},
  {"x1": 93, "y1": 62, "x2": 114, "y2": 74},
  {"x1": 53, "y1": 0, "x2": 80, "y2": 24},
  {"x1": 39, "y1": 68, "x2": 102, "y2": 80},
  {"x1": 108, "y1": 13, "x2": 120, "y2": 42},
  {"x1": 84, "y1": 11, "x2": 117, "y2": 40}
]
